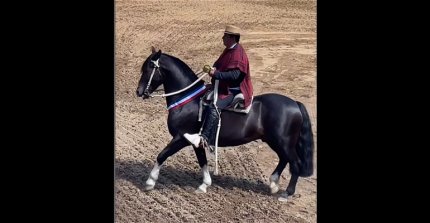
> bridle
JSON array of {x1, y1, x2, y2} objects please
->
[
  {"x1": 143, "y1": 59, "x2": 161, "y2": 97},
  {"x1": 144, "y1": 59, "x2": 208, "y2": 98}
]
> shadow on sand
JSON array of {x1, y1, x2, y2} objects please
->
[{"x1": 115, "y1": 159, "x2": 271, "y2": 195}]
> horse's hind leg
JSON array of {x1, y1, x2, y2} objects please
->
[
  {"x1": 267, "y1": 136, "x2": 298, "y2": 197},
  {"x1": 278, "y1": 174, "x2": 299, "y2": 202},
  {"x1": 278, "y1": 142, "x2": 301, "y2": 202},
  {"x1": 269, "y1": 151, "x2": 288, "y2": 194},
  {"x1": 144, "y1": 135, "x2": 189, "y2": 191},
  {"x1": 265, "y1": 138, "x2": 288, "y2": 194},
  {"x1": 193, "y1": 147, "x2": 211, "y2": 193}
]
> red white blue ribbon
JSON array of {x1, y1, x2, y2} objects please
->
[{"x1": 166, "y1": 85, "x2": 207, "y2": 110}]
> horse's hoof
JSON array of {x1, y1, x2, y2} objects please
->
[
  {"x1": 194, "y1": 188, "x2": 206, "y2": 193},
  {"x1": 277, "y1": 193, "x2": 289, "y2": 202},
  {"x1": 270, "y1": 186, "x2": 279, "y2": 194},
  {"x1": 270, "y1": 182, "x2": 279, "y2": 194},
  {"x1": 144, "y1": 185, "x2": 155, "y2": 191},
  {"x1": 195, "y1": 184, "x2": 208, "y2": 193}
]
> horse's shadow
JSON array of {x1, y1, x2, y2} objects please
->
[{"x1": 115, "y1": 159, "x2": 270, "y2": 195}]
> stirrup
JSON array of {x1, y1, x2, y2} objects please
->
[{"x1": 201, "y1": 138, "x2": 214, "y2": 153}]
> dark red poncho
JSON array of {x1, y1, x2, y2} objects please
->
[{"x1": 213, "y1": 43, "x2": 253, "y2": 107}]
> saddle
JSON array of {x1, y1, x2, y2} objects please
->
[
  {"x1": 201, "y1": 88, "x2": 252, "y2": 114},
  {"x1": 224, "y1": 93, "x2": 252, "y2": 113}
]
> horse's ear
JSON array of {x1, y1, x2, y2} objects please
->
[
  {"x1": 153, "y1": 49, "x2": 162, "y2": 60},
  {"x1": 151, "y1": 46, "x2": 157, "y2": 53}
]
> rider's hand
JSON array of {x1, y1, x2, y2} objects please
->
[
  {"x1": 203, "y1": 65, "x2": 212, "y2": 73},
  {"x1": 208, "y1": 67, "x2": 216, "y2": 77}
]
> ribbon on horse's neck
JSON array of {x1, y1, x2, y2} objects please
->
[{"x1": 145, "y1": 59, "x2": 208, "y2": 98}]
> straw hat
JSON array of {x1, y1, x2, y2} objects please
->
[{"x1": 224, "y1": 25, "x2": 241, "y2": 35}]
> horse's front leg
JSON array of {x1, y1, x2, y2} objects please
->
[
  {"x1": 144, "y1": 135, "x2": 189, "y2": 191},
  {"x1": 193, "y1": 146, "x2": 211, "y2": 193}
]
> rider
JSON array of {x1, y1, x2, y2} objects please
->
[{"x1": 183, "y1": 25, "x2": 253, "y2": 149}]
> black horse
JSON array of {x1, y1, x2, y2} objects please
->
[{"x1": 136, "y1": 47, "x2": 314, "y2": 201}]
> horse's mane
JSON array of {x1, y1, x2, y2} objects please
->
[{"x1": 161, "y1": 53, "x2": 198, "y2": 80}]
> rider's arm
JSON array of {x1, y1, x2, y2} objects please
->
[{"x1": 213, "y1": 69, "x2": 242, "y2": 81}]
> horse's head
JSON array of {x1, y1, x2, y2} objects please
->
[{"x1": 136, "y1": 47, "x2": 165, "y2": 99}]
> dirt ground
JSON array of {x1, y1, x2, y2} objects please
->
[{"x1": 115, "y1": 0, "x2": 316, "y2": 222}]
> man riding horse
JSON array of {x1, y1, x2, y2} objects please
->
[{"x1": 183, "y1": 25, "x2": 254, "y2": 150}]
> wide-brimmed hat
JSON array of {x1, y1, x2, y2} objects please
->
[{"x1": 224, "y1": 25, "x2": 241, "y2": 35}]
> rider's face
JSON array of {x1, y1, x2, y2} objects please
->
[{"x1": 222, "y1": 33, "x2": 233, "y2": 47}]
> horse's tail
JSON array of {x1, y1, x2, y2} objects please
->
[{"x1": 296, "y1": 101, "x2": 314, "y2": 177}]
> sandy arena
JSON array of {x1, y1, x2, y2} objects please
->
[{"x1": 115, "y1": 0, "x2": 316, "y2": 222}]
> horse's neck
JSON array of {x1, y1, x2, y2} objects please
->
[
  {"x1": 161, "y1": 63, "x2": 200, "y2": 106},
  {"x1": 161, "y1": 55, "x2": 196, "y2": 90},
  {"x1": 163, "y1": 73, "x2": 195, "y2": 93}
]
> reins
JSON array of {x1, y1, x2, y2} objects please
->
[{"x1": 146, "y1": 59, "x2": 208, "y2": 98}]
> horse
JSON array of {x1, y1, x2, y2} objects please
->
[{"x1": 135, "y1": 47, "x2": 314, "y2": 201}]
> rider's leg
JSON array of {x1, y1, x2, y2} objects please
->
[{"x1": 183, "y1": 94, "x2": 233, "y2": 148}]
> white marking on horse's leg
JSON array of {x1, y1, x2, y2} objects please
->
[
  {"x1": 196, "y1": 183, "x2": 208, "y2": 193},
  {"x1": 145, "y1": 162, "x2": 161, "y2": 191},
  {"x1": 278, "y1": 192, "x2": 289, "y2": 202},
  {"x1": 195, "y1": 165, "x2": 212, "y2": 193},
  {"x1": 202, "y1": 165, "x2": 212, "y2": 186},
  {"x1": 269, "y1": 173, "x2": 280, "y2": 194}
]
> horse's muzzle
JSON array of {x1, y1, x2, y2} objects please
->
[
  {"x1": 136, "y1": 86, "x2": 151, "y2": 99},
  {"x1": 136, "y1": 86, "x2": 149, "y2": 99},
  {"x1": 142, "y1": 91, "x2": 150, "y2": 99}
]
